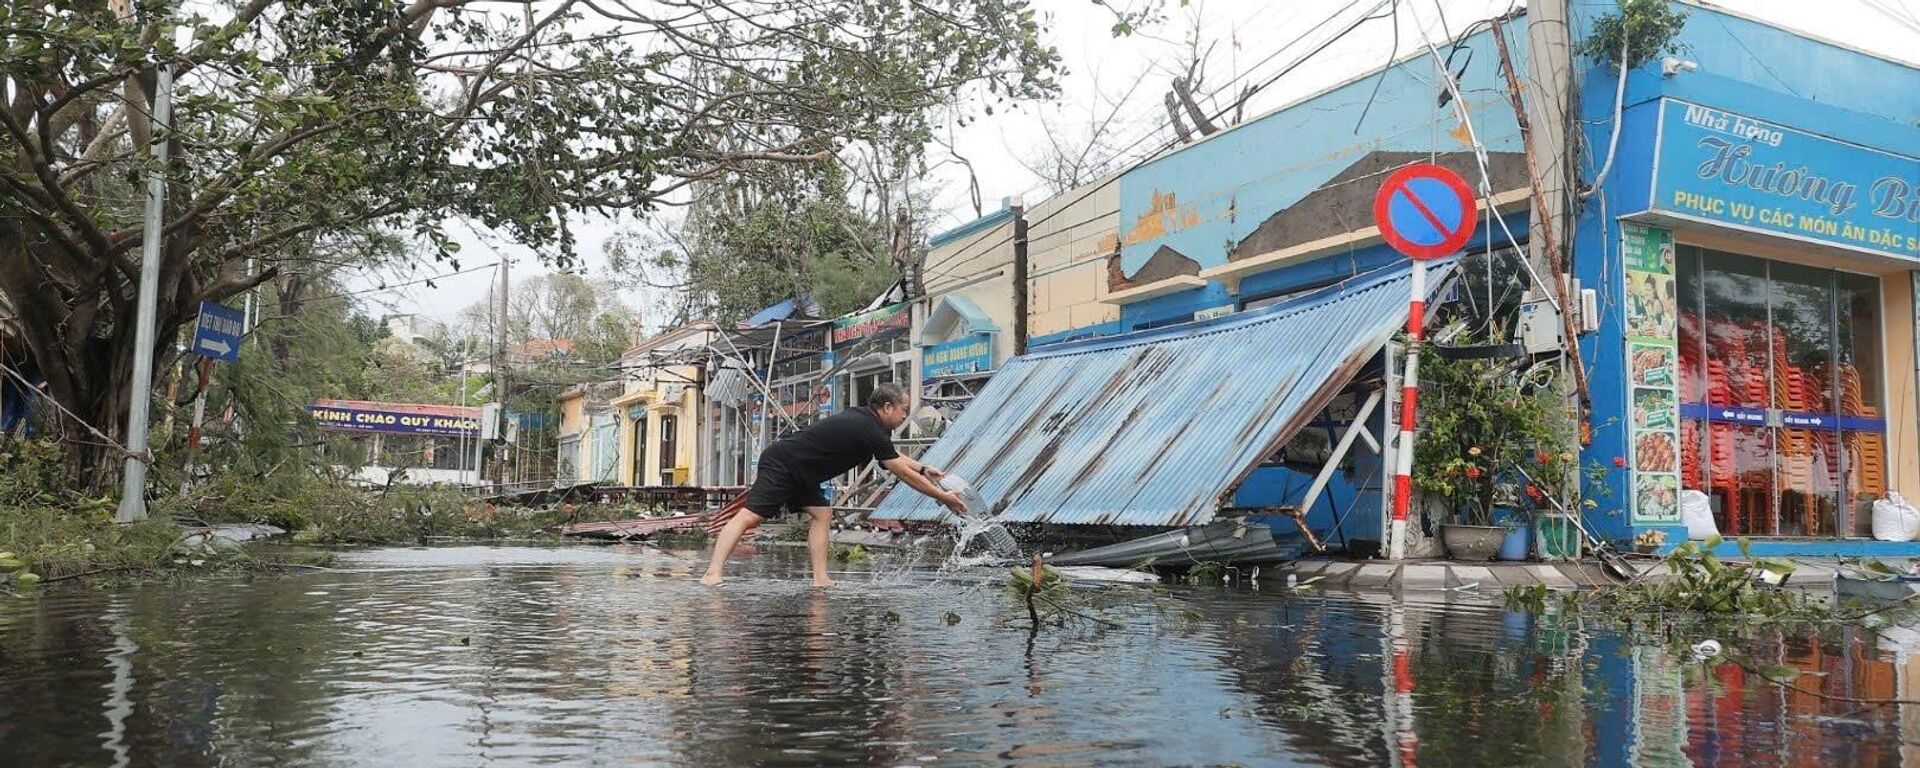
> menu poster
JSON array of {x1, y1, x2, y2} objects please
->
[{"x1": 1623, "y1": 224, "x2": 1682, "y2": 523}]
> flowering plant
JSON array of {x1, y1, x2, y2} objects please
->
[{"x1": 1411, "y1": 341, "x2": 1577, "y2": 527}]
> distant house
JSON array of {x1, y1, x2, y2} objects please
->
[
  {"x1": 554, "y1": 380, "x2": 623, "y2": 487},
  {"x1": 610, "y1": 323, "x2": 717, "y2": 487},
  {"x1": 511, "y1": 337, "x2": 574, "y2": 364},
  {"x1": 382, "y1": 313, "x2": 445, "y2": 346}
]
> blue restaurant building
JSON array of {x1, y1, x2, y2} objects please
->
[
  {"x1": 996, "y1": 2, "x2": 1920, "y2": 557},
  {"x1": 1571, "y1": 2, "x2": 1920, "y2": 556}
]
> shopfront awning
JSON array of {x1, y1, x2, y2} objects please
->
[{"x1": 871, "y1": 259, "x2": 1454, "y2": 526}]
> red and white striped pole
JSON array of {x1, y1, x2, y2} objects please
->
[
  {"x1": 1389, "y1": 260, "x2": 1426, "y2": 561},
  {"x1": 1372, "y1": 162, "x2": 1475, "y2": 560}
]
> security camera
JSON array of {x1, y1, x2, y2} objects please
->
[{"x1": 1661, "y1": 57, "x2": 1699, "y2": 77}]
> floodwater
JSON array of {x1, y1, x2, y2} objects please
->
[{"x1": 0, "y1": 544, "x2": 1914, "y2": 767}]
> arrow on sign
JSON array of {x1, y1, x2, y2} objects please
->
[{"x1": 198, "y1": 339, "x2": 232, "y2": 356}]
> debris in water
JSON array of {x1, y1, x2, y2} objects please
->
[
  {"x1": 1691, "y1": 639, "x2": 1722, "y2": 661},
  {"x1": 1052, "y1": 566, "x2": 1159, "y2": 585}
]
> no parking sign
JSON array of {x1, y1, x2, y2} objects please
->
[{"x1": 1372, "y1": 163, "x2": 1479, "y2": 260}]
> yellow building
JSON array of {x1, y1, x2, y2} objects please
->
[
  {"x1": 554, "y1": 381, "x2": 622, "y2": 486},
  {"x1": 611, "y1": 323, "x2": 717, "y2": 487}
]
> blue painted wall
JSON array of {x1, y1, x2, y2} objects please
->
[
  {"x1": 1569, "y1": 2, "x2": 1920, "y2": 544},
  {"x1": 1113, "y1": 20, "x2": 1528, "y2": 279}
]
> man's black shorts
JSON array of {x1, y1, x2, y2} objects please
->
[{"x1": 743, "y1": 457, "x2": 829, "y2": 516}]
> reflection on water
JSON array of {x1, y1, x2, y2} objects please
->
[{"x1": 0, "y1": 544, "x2": 1913, "y2": 767}]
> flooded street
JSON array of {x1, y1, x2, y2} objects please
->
[{"x1": 0, "y1": 544, "x2": 1913, "y2": 767}]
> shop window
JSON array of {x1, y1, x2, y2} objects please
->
[
  {"x1": 1676, "y1": 246, "x2": 1887, "y2": 538},
  {"x1": 428, "y1": 437, "x2": 469, "y2": 471}
]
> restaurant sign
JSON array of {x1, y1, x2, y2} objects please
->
[
  {"x1": 1652, "y1": 99, "x2": 1920, "y2": 261},
  {"x1": 831, "y1": 303, "x2": 910, "y2": 344},
  {"x1": 308, "y1": 400, "x2": 481, "y2": 437},
  {"x1": 922, "y1": 334, "x2": 994, "y2": 379}
]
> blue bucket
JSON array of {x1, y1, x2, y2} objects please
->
[{"x1": 1497, "y1": 524, "x2": 1532, "y2": 561}]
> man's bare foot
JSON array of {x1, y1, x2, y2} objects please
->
[
  {"x1": 811, "y1": 577, "x2": 835, "y2": 588},
  {"x1": 700, "y1": 573, "x2": 724, "y2": 586}
]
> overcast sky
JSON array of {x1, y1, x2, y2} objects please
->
[{"x1": 346, "y1": 0, "x2": 1920, "y2": 330}]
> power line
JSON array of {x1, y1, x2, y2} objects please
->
[
  {"x1": 919, "y1": 0, "x2": 1388, "y2": 281},
  {"x1": 918, "y1": 0, "x2": 1395, "y2": 285}
]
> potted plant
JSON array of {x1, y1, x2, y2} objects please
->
[{"x1": 1413, "y1": 341, "x2": 1577, "y2": 562}]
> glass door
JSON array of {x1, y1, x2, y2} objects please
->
[{"x1": 1676, "y1": 246, "x2": 1886, "y2": 537}]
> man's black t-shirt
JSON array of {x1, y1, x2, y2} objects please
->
[{"x1": 761, "y1": 406, "x2": 900, "y2": 484}]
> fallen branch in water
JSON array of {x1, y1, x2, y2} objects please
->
[
  {"x1": 1035, "y1": 593, "x2": 1124, "y2": 629},
  {"x1": 43, "y1": 565, "x2": 144, "y2": 583}
]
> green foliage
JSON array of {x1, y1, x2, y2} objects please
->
[
  {"x1": 1581, "y1": 536, "x2": 1819, "y2": 618},
  {"x1": 1659, "y1": 536, "x2": 1804, "y2": 614},
  {"x1": 1577, "y1": 0, "x2": 1690, "y2": 69},
  {"x1": 4, "y1": 0, "x2": 1064, "y2": 490},
  {"x1": 832, "y1": 544, "x2": 870, "y2": 563},
  {"x1": 1504, "y1": 583, "x2": 1553, "y2": 613},
  {"x1": 615, "y1": 163, "x2": 904, "y2": 325},
  {"x1": 0, "y1": 505, "x2": 185, "y2": 582},
  {"x1": 775, "y1": 520, "x2": 813, "y2": 542},
  {"x1": 1411, "y1": 345, "x2": 1577, "y2": 525}
]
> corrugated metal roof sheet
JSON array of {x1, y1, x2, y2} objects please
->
[{"x1": 871, "y1": 259, "x2": 1454, "y2": 526}]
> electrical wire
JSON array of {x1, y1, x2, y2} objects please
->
[
  {"x1": 1580, "y1": 37, "x2": 1630, "y2": 200},
  {"x1": 1404, "y1": 2, "x2": 1558, "y2": 315},
  {"x1": 915, "y1": 0, "x2": 1394, "y2": 282}
]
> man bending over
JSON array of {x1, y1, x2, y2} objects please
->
[{"x1": 700, "y1": 384, "x2": 966, "y2": 586}]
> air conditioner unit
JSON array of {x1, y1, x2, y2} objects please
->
[{"x1": 1579, "y1": 288, "x2": 1600, "y2": 333}]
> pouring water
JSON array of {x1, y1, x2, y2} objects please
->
[{"x1": 937, "y1": 474, "x2": 1020, "y2": 563}]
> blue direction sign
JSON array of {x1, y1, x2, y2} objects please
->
[
  {"x1": 192, "y1": 301, "x2": 245, "y2": 362},
  {"x1": 1372, "y1": 163, "x2": 1480, "y2": 260}
]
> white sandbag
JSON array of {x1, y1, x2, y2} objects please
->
[
  {"x1": 1872, "y1": 492, "x2": 1920, "y2": 542},
  {"x1": 1680, "y1": 490, "x2": 1718, "y2": 540}
]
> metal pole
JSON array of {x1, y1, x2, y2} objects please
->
[
  {"x1": 459, "y1": 360, "x2": 472, "y2": 486},
  {"x1": 1389, "y1": 260, "x2": 1427, "y2": 559},
  {"x1": 117, "y1": 64, "x2": 172, "y2": 523},
  {"x1": 492, "y1": 257, "x2": 509, "y2": 487},
  {"x1": 241, "y1": 258, "x2": 257, "y2": 332}
]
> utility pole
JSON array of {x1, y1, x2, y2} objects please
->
[
  {"x1": 492, "y1": 257, "x2": 509, "y2": 488},
  {"x1": 116, "y1": 63, "x2": 172, "y2": 523},
  {"x1": 1493, "y1": 12, "x2": 1589, "y2": 413},
  {"x1": 1010, "y1": 197, "x2": 1030, "y2": 356}
]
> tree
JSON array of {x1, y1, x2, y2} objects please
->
[
  {"x1": 448, "y1": 271, "x2": 632, "y2": 365},
  {"x1": 609, "y1": 161, "x2": 913, "y2": 325},
  {"x1": 1015, "y1": 73, "x2": 1148, "y2": 195},
  {"x1": 1, "y1": 0, "x2": 1065, "y2": 489}
]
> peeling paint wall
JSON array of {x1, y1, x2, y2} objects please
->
[
  {"x1": 1026, "y1": 176, "x2": 1123, "y2": 341},
  {"x1": 1112, "y1": 20, "x2": 1528, "y2": 285}
]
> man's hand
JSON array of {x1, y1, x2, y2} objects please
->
[
  {"x1": 920, "y1": 466, "x2": 947, "y2": 482},
  {"x1": 938, "y1": 491, "x2": 968, "y2": 516}
]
